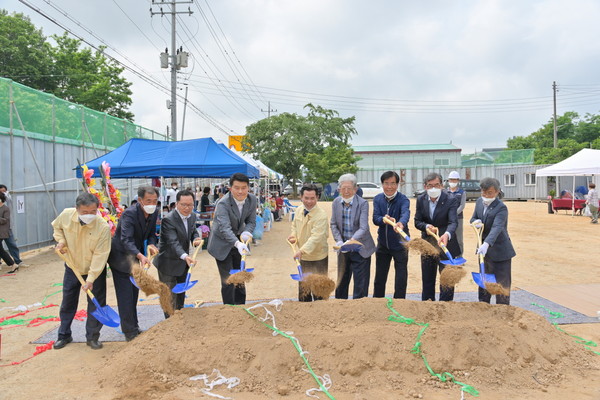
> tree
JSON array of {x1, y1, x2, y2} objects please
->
[
  {"x1": 243, "y1": 105, "x2": 359, "y2": 196},
  {"x1": 303, "y1": 144, "x2": 361, "y2": 192},
  {"x1": 0, "y1": 11, "x2": 134, "y2": 120},
  {"x1": 0, "y1": 11, "x2": 54, "y2": 91},
  {"x1": 49, "y1": 34, "x2": 134, "y2": 120},
  {"x1": 506, "y1": 111, "x2": 600, "y2": 164}
]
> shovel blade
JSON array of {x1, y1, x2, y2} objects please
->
[
  {"x1": 442, "y1": 256, "x2": 467, "y2": 266},
  {"x1": 290, "y1": 273, "x2": 303, "y2": 281},
  {"x1": 91, "y1": 298, "x2": 120, "y2": 327},
  {"x1": 229, "y1": 269, "x2": 241, "y2": 274},
  {"x1": 172, "y1": 279, "x2": 198, "y2": 294},
  {"x1": 129, "y1": 275, "x2": 140, "y2": 289}
]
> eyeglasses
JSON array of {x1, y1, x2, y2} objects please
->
[
  {"x1": 178, "y1": 203, "x2": 194, "y2": 208},
  {"x1": 382, "y1": 182, "x2": 398, "y2": 187},
  {"x1": 425, "y1": 183, "x2": 442, "y2": 189}
]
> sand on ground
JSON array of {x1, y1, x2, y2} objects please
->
[{"x1": 0, "y1": 199, "x2": 599, "y2": 399}]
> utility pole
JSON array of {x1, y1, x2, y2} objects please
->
[
  {"x1": 552, "y1": 81, "x2": 558, "y2": 148},
  {"x1": 150, "y1": 1, "x2": 193, "y2": 141},
  {"x1": 181, "y1": 84, "x2": 189, "y2": 141},
  {"x1": 261, "y1": 101, "x2": 277, "y2": 118}
]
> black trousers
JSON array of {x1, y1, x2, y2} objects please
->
[
  {"x1": 158, "y1": 268, "x2": 188, "y2": 318},
  {"x1": 0, "y1": 239, "x2": 15, "y2": 266},
  {"x1": 335, "y1": 252, "x2": 371, "y2": 300},
  {"x1": 421, "y1": 255, "x2": 454, "y2": 301},
  {"x1": 298, "y1": 257, "x2": 328, "y2": 302},
  {"x1": 479, "y1": 258, "x2": 512, "y2": 305},
  {"x1": 373, "y1": 245, "x2": 409, "y2": 299},
  {"x1": 58, "y1": 265, "x2": 107, "y2": 341},
  {"x1": 216, "y1": 247, "x2": 246, "y2": 305},
  {"x1": 112, "y1": 267, "x2": 140, "y2": 337}
]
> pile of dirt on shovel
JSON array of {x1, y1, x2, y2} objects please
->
[{"x1": 96, "y1": 298, "x2": 600, "y2": 400}]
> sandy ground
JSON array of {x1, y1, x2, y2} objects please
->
[{"x1": 0, "y1": 199, "x2": 599, "y2": 399}]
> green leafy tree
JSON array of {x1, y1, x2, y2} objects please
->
[
  {"x1": 50, "y1": 34, "x2": 134, "y2": 120},
  {"x1": 0, "y1": 11, "x2": 134, "y2": 120},
  {"x1": 244, "y1": 105, "x2": 359, "y2": 196},
  {"x1": 506, "y1": 111, "x2": 600, "y2": 164},
  {"x1": 0, "y1": 11, "x2": 55, "y2": 91},
  {"x1": 303, "y1": 144, "x2": 361, "y2": 194}
]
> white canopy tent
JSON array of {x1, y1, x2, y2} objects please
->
[{"x1": 536, "y1": 148, "x2": 600, "y2": 214}]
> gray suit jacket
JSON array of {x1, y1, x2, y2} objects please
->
[
  {"x1": 154, "y1": 210, "x2": 200, "y2": 277},
  {"x1": 470, "y1": 198, "x2": 516, "y2": 262},
  {"x1": 207, "y1": 192, "x2": 257, "y2": 261},
  {"x1": 330, "y1": 195, "x2": 376, "y2": 258}
]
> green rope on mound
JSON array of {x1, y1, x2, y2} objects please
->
[
  {"x1": 233, "y1": 305, "x2": 336, "y2": 400},
  {"x1": 386, "y1": 298, "x2": 480, "y2": 397},
  {"x1": 532, "y1": 303, "x2": 600, "y2": 356},
  {"x1": 41, "y1": 289, "x2": 62, "y2": 305}
]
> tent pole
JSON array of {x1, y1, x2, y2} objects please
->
[{"x1": 572, "y1": 176, "x2": 576, "y2": 217}]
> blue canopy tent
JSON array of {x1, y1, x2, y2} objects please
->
[{"x1": 76, "y1": 138, "x2": 260, "y2": 178}]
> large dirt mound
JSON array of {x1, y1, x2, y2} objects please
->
[{"x1": 97, "y1": 298, "x2": 599, "y2": 399}]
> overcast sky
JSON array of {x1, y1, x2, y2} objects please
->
[{"x1": 7, "y1": 0, "x2": 600, "y2": 153}]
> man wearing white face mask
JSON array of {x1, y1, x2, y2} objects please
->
[
  {"x1": 108, "y1": 185, "x2": 159, "y2": 341},
  {"x1": 445, "y1": 171, "x2": 466, "y2": 255},
  {"x1": 470, "y1": 178, "x2": 516, "y2": 305},
  {"x1": 330, "y1": 173, "x2": 376, "y2": 299},
  {"x1": 51, "y1": 193, "x2": 111, "y2": 350},
  {"x1": 414, "y1": 172, "x2": 460, "y2": 301}
]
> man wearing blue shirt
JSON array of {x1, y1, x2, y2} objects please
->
[{"x1": 372, "y1": 171, "x2": 411, "y2": 299}]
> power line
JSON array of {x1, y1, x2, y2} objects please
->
[{"x1": 18, "y1": 0, "x2": 235, "y2": 136}]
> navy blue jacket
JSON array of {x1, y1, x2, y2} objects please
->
[
  {"x1": 372, "y1": 192, "x2": 410, "y2": 251},
  {"x1": 414, "y1": 191, "x2": 460, "y2": 259},
  {"x1": 107, "y1": 203, "x2": 158, "y2": 273}
]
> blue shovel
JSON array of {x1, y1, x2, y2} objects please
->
[
  {"x1": 56, "y1": 250, "x2": 120, "y2": 328},
  {"x1": 172, "y1": 240, "x2": 204, "y2": 294},
  {"x1": 426, "y1": 227, "x2": 467, "y2": 266},
  {"x1": 332, "y1": 239, "x2": 364, "y2": 253},
  {"x1": 229, "y1": 239, "x2": 254, "y2": 274},
  {"x1": 471, "y1": 223, "x2": 497, "y2": 289},
  {"x1": 287, "y1": 239, "x2": 309, "y2": 281}
]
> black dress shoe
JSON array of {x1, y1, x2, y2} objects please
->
[
  {"x1": 86, "y1": 340, "x2": 103, "y2": 350},
  {"x1": 125, "y1": 332, "x2": 138, "y2": 342},
  {"x1": 53, "y1": 337, "x2": 73, "y2": 349},
  {"x1": 7, "y1": 265, "x2": 19, "y2": 273}
]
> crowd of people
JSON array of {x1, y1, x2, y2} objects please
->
[{"x1": 16, "y1": 168, "x2": 600, "y2": 351}]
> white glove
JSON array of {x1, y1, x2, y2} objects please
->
[
  {"x1": 240, "y1": 231, "x2": 253, "y2": 242},
  {"x1": 335, "y1": 241, "x2": 344, "y2": 248},
  {"x1": 472, "y1": 219, "x2": 483, "y2": 229},
  {"x1": 476, "y1": 242, "x2": 489, "y2": 256},
  {"x1": 235, "y1": 241, "x2": 250, "y2": 256}
]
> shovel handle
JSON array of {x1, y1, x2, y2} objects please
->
[
  {"x1": 426, "y1": 227, "x2": 452, "y2": 254},
  {"x1": 382, "y1": 216, "x2": 409, "y2": 241},
  {"x1": 55, "y1": 249, "x2": 96, "y2": 300},
  {"x1": 470, "y1": 223, "x2": 485, "y2": 264}
]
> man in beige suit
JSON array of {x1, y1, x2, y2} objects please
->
[{"x1": 288, "y1": 184, "x2": 329, "y2": 301}]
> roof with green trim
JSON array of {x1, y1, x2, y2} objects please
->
[{"x1": 353, "y1": 143, "x2": 461, "y2": 152}]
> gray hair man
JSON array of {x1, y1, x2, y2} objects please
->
[
  {"x1": 470, "y1": 178, "x2": 516, "y2": 304},
  {"x1": 330, "y1": 174, "x2": 376, "y2": 299},
  {"x1": 51, "y1": 193, "x2": 111, "y2": 350}
]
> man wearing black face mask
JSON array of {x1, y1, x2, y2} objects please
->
[
  {"x1": 414, "y1": 172, "x2": 459, "y2": 302},
  {"x1": 108, "y1": 185, "x2": 159, "y2": 341},
  {"x1": 51, "y1": 193, "x2": 111, "y2": 350}
]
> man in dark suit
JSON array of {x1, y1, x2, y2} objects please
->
[
  {"x1": 155, "y1": 190, "x2": 202, "y2": 317},
  {"x1": 207, "y1": 173, "x2": 257, "y2": 305},
  {"x1": 470, "y1": 177, "x2": 516, "y2": 305},
  {"x1": 330, "y1": 174, "x2": 376, "y2": 300},
  {"x1": 414, "y1": 172, "x2": 460, "y2": 301},
  {"x1": 107, "y1": 185, "x2": 159, "y2": 341}
]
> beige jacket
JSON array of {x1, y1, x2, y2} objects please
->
[
  {"x1": 290, "y1": 204, "x2": 329, "y2": 261},
  {"x1": 51, "y1": 208, "x2": 111, "y2": 282}
]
